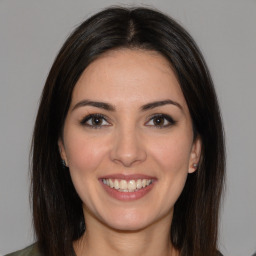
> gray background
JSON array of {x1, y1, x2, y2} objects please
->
[{"x1": 0, "y1": 0, "x2": 255, "y2": 255}]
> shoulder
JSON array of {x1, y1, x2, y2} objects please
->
[{"x1": 5, "y1": 244, "x2": 42, "y2": 256}]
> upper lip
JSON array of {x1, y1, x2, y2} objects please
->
[{"x1": 99, "y1": 173, "x2": 157, "y2": 181}]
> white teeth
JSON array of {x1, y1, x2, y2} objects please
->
[
  {"x1": 102, "y1": 178, "x2": 153, "y2": 192},
  {"x1": 114, "y1": 179, "x2": 119, "y2": 190},
  {"x1": 128, "y1": 180, "x2": 136, "y2": 191},
  {"x1": 120, "y1": 180, "x2": 127, "y2": 190},
  {"x1": 136, "y1": 179, "x2": 142, "y2": 189},
  {"x1": 109, "y1": 179, "x2": 114, "y2": 188}
]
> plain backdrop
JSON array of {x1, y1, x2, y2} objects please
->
[{"x1": 0, "y1": 0, "x2": 255, "y2": 255}]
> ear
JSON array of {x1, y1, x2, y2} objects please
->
[
  {"x1": 58, "y1": 138, "x2": 69, "y2": 167},
  {"x1": 188, "y1": 136, "x2": 202, "y2": 173}
]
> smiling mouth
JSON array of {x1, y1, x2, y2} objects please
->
[{"x1": 101, "y1": 178, "x2": 153, "y2": 192}]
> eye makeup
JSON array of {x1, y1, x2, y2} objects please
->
[
  {"x1": 145, "y1": 113, "x2": 177, "y2": 128},
  {"x1": 80, "y1": 113, "x2": 111, "y2": 129},
  {"x1": 79, "y1": 112, "x2": 176, "y2": 130}
]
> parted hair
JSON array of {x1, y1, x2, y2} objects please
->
[{"x1": 31, "y1": 6, "x2": 225, "y2": 256}]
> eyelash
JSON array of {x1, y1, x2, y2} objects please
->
[
  {"x1": 80, "y1": 113, "x2": 176, "y2": 129},
  {"x1": 145, "y1": 114, "x2": 176, "y2": 128},
  {"x1": 80, "y1": 114, "x2": 110, "y2": 129}
]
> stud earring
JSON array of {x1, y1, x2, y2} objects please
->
[{"x1": 193, "y1": 163, "x2": 198, "y2": 168}]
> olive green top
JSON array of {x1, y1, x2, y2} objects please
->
[
  {"x1": 5, "y1": 243, "x2": 223, "y2": 256},
  {"x1": 5, "y1": 244, "x2": 41, "y2": 256},
  {"x1": 5, "y1": 244, "x2": 77, "y2": 256}
]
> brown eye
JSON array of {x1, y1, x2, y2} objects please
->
[
  {"x1": 153, "y1": 116, "x2": 165, "y2": 126},
  {"x1": 146, "y1": 114, "x2": 176, "y2": 128},
  {"x1": 91, "y1": 116, "x2": 103, "y2": 126},
  {"x1": 81, "y1": 114, "x2": 110, "y2": 128}
]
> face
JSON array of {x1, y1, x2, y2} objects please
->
[{"x1": 59, "y1": 49, "x2": 201, "y2": 231}]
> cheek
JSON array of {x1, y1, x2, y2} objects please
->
[
  {"x1": 65, "y1": 129, "x2": 110, "y2": 183},
  {"x1": 64, "y1": 132, "x2": 109, "y2": 207},
  {"x1": 151, "y1": 134, "x2": 192, "y2": 172},
  {"x1": 65, "y1": 132, "x2": 108, "y2": 172},
  {"x1": 150, "y1": 135, "x2": 192, "y2": 209},
  {"x1": 150, "y1": 132, "x2": 192, "y2": 195}
]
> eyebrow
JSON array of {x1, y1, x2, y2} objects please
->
[
  {"x1": 72, "y1": 100, "x2": 115, "y2": 111},
  {"x1": 72, "y1": 99, "x2": 183, "y2": 112},
  {"x1": 140, "y1": 99, "x2": 183, "y2": 111}
]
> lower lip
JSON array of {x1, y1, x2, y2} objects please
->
[{"x1": 100, "y1": 181, "x2": 155, "y2": 201}]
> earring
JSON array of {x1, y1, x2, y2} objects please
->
[{"x1": 193, "y1": 163, "x2": 198, "y2": 168}]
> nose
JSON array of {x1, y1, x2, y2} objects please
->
[{"x1": 110, "y1": 126, "x2": 147, "y2": 167}]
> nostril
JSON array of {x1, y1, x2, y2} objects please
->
[{"x1": 110, "y1": 139, "x2": 147, "y2": 167}]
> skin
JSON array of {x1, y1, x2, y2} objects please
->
[{"x1": 59, "y1": 49, "x2": 201, "y2": 256}]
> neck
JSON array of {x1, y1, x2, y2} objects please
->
[{"x1": 74, "y1": 211, "x2": 179, "y2": 256}]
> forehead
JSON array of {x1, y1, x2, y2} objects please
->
[{"x1": 71, "y1": 49, "x2": 187, "y2": 109}]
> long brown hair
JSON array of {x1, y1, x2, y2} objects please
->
[{"x1": 31, "y1": 6, "x2": 225, "y2": 256}]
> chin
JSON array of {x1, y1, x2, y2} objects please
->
[
  {"x1": 99, "y1": 208, "x2": 162, "y2": 232},
  {"x1": 106, "y1": 218, "x2": 150, "y2": 232}
]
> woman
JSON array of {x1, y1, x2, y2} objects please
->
[{"x1": 7, "y1": 6, "x2": 225, "y2": 256}]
